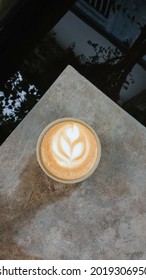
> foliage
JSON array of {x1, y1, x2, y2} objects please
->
[
  {"x1": 0, "y1": 71, "x2": 41, "y2": 143},
  {"x1": 65, "y1": 40, "x2": 135, "y2": 101}
]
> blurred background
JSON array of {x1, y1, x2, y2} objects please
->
[{"x1": 0, "y1": 0, "x2": 146, "y2": 144}]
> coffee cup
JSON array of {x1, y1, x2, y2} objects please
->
[{"x1": 36, "y1": 118, "x2": 101, "y2": 183}]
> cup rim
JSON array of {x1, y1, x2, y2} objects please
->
[{"x1": 36, "y1": 117, "x2": 101, "y2": 184}]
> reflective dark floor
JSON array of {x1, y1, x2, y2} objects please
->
[{"x1": 0, "y1": 0, "x2": 146, "y2": 145}]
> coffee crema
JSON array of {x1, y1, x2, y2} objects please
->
[{"x1": 39, "y1": 120, "x2": 99, "y2": 181}]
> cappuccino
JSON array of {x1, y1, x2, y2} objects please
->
[{"x1": 37, "y1": 118, "x2": 101, "y2": 183}]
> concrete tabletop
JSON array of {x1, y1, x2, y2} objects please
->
[{"x1": 0, "y1": 65, "x2": 146, "y2": 259}]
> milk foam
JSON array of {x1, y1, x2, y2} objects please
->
[
  {"x1": 52, "y1": 124, "x2": 89, "y2": 168},
  {"x1": 40, "y1": 120, "x2": 99, "y2": 181},
  {"x1": 66, "y1": 124, "x2": 79, "y2": 142}
]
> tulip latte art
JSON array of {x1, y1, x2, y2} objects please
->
[{"x1": 40, "y1": 120, "x2": 98, "y2": 180}]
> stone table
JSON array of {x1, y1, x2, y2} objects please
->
[{"x1": 0, "y1": 66, "x2": 146, "y2": 259}]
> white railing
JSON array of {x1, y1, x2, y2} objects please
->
[{"x1": 86, "y1": 0, "x2": 112, "y2": 18}]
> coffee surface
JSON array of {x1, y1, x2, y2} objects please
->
[{"x1": 40, "y1": 120, "x2": 98, "y2": 180}]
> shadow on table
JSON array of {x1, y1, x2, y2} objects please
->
[{"x1": 0, "y1": 153, "x2": 80, "y2": 259}]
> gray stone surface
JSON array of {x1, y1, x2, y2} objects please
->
[{"x1": 0, "y1": 65, "x2": 146, "y2": 259}]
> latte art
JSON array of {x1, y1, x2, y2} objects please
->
[
  {"x1": 39, "y1": 120, "x2": 100, "y2": 181},
  {"x1": 52, "y1": 124, "x2": 89, "y2": 168}
]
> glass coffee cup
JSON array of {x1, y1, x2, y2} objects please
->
[{"x1": 36, "y1": 118, "x2": 101, "y2": 184}]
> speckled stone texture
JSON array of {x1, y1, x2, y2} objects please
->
[{"x1": 0, "y1": 65, "x2": 146, "y2": 259}]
